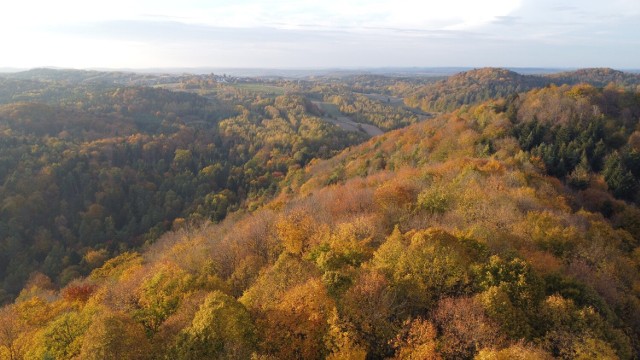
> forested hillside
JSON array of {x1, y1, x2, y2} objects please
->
[
  {"x1": 0, "y1": 71, "x2": 427, "y2": 302},
  {"x1": 404, "y1": 68, "x2": 548, "y2": 112},
  {"x1": 548, "y1": 68, "x2": 640, "y2": 89},
  {"x1": 404, "y1": 67, "x2": 640, "y2": 112},
  {"x1": 1, "y1": 78, "x2": 639, "y2": 359}
]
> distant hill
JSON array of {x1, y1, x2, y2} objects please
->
[
  {"x1": 4, "y1": 68, "x2": 137, "y2": 84},
  {"x1": 404, "y1": 67, "x2": 549, "y2": 112},
  {"x1": 1, "y1": 68, "x2": 190, "y2": 87},
  {"x1": 546, "y1": 67, "x2": 640, "y2": 88},
  {"x1": 405, "y1": 67, "x2": 640, "y2": 112}
]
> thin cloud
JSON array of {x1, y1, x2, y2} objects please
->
[
  {"x1": 550, "y1": 5, "x2": 579, "y2": 11},
  {"x1": 491, "y1": 16, "x2": 522, "y2": 25},
  {"x1": 0, "y1": 0, "x2": 638, "y2": 69}
]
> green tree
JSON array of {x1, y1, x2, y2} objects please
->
[
  {"x1": 173, "y1": 291, "x2": 256, "y2": 360},
  {"x1": 603, "y1": 152, "x2": 638, "y2": 200}
]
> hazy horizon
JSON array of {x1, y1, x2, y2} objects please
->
[
  {"x1": 2, "y1": 0, "x2": 639, "y2": 69},
  {"x1": 0, "y1": 66, "x2": 584, "y2": 78}
]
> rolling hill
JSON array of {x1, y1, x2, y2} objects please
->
[
  {"x1": 404, "y1": 67, "x2": 640, "y2": 113},
  {"x1": 1, "y1": 81, "x2": 639, "y2": 359}
]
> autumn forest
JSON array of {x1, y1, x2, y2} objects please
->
[{"x1": 1, "y1": 67, "x2": 640, "y2": 359}]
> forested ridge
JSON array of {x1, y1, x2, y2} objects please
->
[
  {"x1": 1, "y1": 68, "x2": 640, "y2": 359},
  {"x1": 405, "y1": 67, "x2": 640, "y2": 112}
]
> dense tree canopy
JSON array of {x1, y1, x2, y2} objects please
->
[
  {"x1": 0, "y1": 74, "x2": 374, "y2": 301},
  {"x1": 1, "y1": 69, "x2": 640, "y2": 359}
]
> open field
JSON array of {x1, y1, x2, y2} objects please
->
[
  {"x1": 231, "y1": 83, "x2": 286, "y2": 95},
  {"x1": 312, "y1": 101, "x2": 383, "y2": 137}
]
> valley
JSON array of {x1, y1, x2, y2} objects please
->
[{"x1": 0, "y1": 67, "x2": 639, "y2": 359}]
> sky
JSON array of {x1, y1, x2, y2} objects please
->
[{"x1": 0, "y1": 0, "x2": 639, "y2": 70}]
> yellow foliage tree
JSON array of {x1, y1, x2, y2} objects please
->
[
  {"x1": 276, "y1": 209, "x2": 318, "y2": 255},
  {"x1": 172, "y1": 291, "x2": 256, "y2": 359},
  {"x1": 391, "y1": 318, "x2": 440, "y2": 360},
  {"x1": 79, "y1": 311, "x2": 151, "y2": 360},
  {"x1": 475, "y1": 343, "x2": 553, "y2": 360},
  {"x1": 259, "y1": 279, "x2": 334, "y2": 360}
]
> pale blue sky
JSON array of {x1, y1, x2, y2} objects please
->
[{"x1": 1, "y1": 0, "x2": 639, "y2": 69}]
